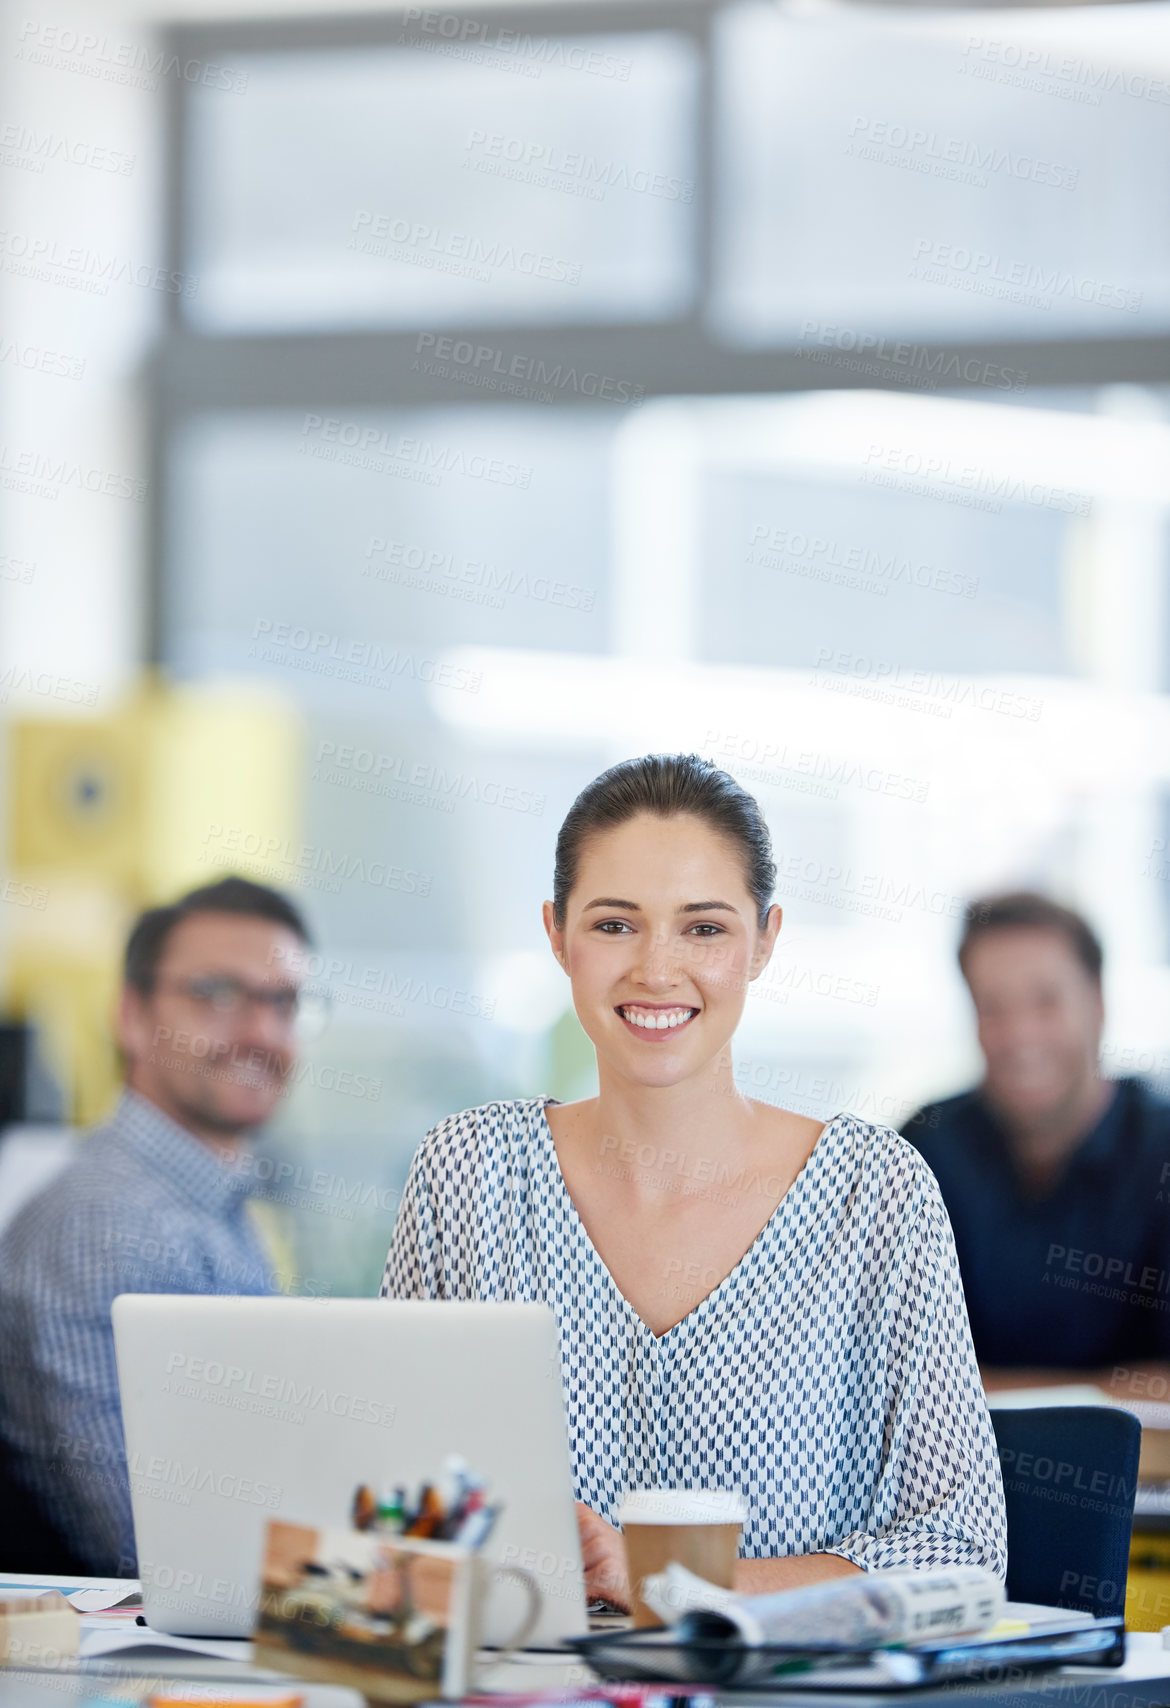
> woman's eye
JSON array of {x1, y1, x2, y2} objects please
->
[
  {"x1": 688, "y1": 923, "x2": 724, "y2": 937},
  {"x1": 595, "y1": 920, "x2": 633, "y2": 934}
]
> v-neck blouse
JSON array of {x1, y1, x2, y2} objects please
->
[{"x1": 380, "y1": 1098, "x2": 1007, "y2": 1574}]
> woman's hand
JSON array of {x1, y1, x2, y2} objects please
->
[
  {"x1": 575, "y1": 1502, "x2": 631, "y2": 1610},
  {"x1": 734, "y1": 1552, "x2": 863, "y2": 1594}
]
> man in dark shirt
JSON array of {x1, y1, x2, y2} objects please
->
[{"x1": 903, "y1": 892, "x2": 1170, "y2": 1397}]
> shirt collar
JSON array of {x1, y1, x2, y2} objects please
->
[
  {"x1": 110, "y1": 1088, "x2": 257, "y2": 1217},
  {"x1": 975, "y1": 1077, "x2": 1127, "y2": 1184}
]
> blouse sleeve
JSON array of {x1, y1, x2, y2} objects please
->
[
  {"x1": 827, "y1": 1150, "x2": 1008, "y2": 1577},
  {"x1": 380, "y1": 1142, "x2": 446, "y2": 1300}
]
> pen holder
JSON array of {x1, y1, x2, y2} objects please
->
[{"x1": 254, "y1": 1518, "x2": 540, "y2": 1701}]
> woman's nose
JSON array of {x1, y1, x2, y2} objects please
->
[{"x1": 632, "y1": 936, "x2": 681, "y2": 988}]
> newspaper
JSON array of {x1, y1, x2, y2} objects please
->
[{"x1": 640, "y1": 1563, "x2": 1005, "y2": 1650}]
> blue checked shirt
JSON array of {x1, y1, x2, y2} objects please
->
[{"x1": 0, "y1": 1090, "x2": 274, "y2": 1573}]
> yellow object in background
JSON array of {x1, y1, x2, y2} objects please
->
[
  {"x1": 10, "y1": 678, "x2": 301, "y2": 900},
  {"x1": 247, "y1": 1198, "x2": 302, "y2": 1296},
  {"x1": 10, "y1": 715, "x2": 144, "y2": 885},
  {"x1": 2, "y1": 677, "x2": 302, "y2": 1125},
  {"x1": 6, "y1": 942, "x2": 123, "y2": 1128},
  {"x1": 1127, "y1": 1531, "x2": 1170, "y2": 1631}
]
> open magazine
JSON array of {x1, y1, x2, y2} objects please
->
[{"x1": 642, "y1": 1562, "x2": 1004, "y2": 1647}]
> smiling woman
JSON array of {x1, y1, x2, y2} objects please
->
[{"x1": 380, "y1": 754, "x2": 1007, "y2": 1608}]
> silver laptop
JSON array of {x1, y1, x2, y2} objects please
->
[{"x1": 112, "y1": 1296, "x2": 587, "y2": 1645}]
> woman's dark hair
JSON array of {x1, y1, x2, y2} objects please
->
[{"x1": 553, "y1": 753, "x2": 776, "y2": 927}]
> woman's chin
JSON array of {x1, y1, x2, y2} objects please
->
[{"x1": 614, "y1": 1042, "x2": 721, "y2": 1091}]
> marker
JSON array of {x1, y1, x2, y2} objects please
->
[{"x1": 456, "y1": 1503, "x2": 500, "y2": 1549}]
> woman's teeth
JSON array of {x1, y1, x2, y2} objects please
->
[{"x1": 619, "y1": 1006, "x2": 696, "y2": 1030}]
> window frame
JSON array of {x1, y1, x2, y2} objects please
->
[{"x1": 147, "y1": 1, "x2": 1170, "y2": 657}]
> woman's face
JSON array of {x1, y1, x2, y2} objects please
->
[{"x1": 544, "y1": 811, "x2": 780, "y2": 1089}]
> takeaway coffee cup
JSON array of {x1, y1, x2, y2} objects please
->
[{"x1": 617, "y1": 1488, "x2": 747, "y2": 1628}]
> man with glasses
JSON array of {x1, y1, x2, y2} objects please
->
[{"x1": 0, "y1": 876, "x2": 320, "y2": 1574}]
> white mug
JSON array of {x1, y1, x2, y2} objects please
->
[{"x1": 475, "y1": 1556, "x2": 543, "y2": 1653}]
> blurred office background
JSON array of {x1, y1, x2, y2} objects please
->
[{"x1": 2, "y1": 0, "x2": 1170, "y2": 1293}]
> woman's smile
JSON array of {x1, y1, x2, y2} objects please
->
[{"x1": 615, "y1": 1001, "x2": 700, "y2": 1036}]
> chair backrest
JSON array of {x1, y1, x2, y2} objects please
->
[
  {"x1": 989, "y1": 1404, "x2": 1140, "y2": 1619},
  {"x1": 0, "y1": 1434, "x2": 88, "y2": 1574}
]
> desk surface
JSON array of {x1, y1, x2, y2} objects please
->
[
  {"x1": 3, "y1": 1574, "x2": 1169, "y2": 1708},
  {"x1": 3, "y1": 1651, "x2": 1170, "y2": 1708},
  {"x1": 3, "y1": 1637, "x2": 1170, "y2": 1707}
]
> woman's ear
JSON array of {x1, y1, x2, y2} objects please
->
[
  {"x1": 749, "y1": 904, "x2": 782, "y2": 980},
  {"x1": 543, "y1": 899, "x2": 569, "y2": 973}
]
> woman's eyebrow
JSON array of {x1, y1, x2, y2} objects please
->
[{"x1": 581, "y1": 897, "x2": 739, "y2": 914}]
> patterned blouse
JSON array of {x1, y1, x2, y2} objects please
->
[{"x1": 381, "y1": 1097, "x2": 1007, "y2": 1575}]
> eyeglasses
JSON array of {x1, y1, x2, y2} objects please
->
[{"x1": 153, "y1": 976, "x2": 331, "y2": 1041}]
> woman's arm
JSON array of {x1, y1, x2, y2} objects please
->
[
  {"x1": 380, "y1": 1143, "x2": 447, "y2": 1300},
  {"x1": 826, "y1": 1155, "x2": 1008, "y2": 1577},
  {"x1": 576, "y1": 1508, "x2": 862, "y2": 1607},
  {"x1": 734, "y1": 1554, "x2": 862, "y2": 1593}
]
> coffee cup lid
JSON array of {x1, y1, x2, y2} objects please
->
[{"x1": 616, "y1": 1487, "x2": 747, "y2": 1526}]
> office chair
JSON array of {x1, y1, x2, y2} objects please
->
[
  {"x1": 989, "y1": 1404, "x2": 1140, "y2": 1619},
  {"x1": 0, "y1": 1439, "x2": 89, "y2": 1574}
]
